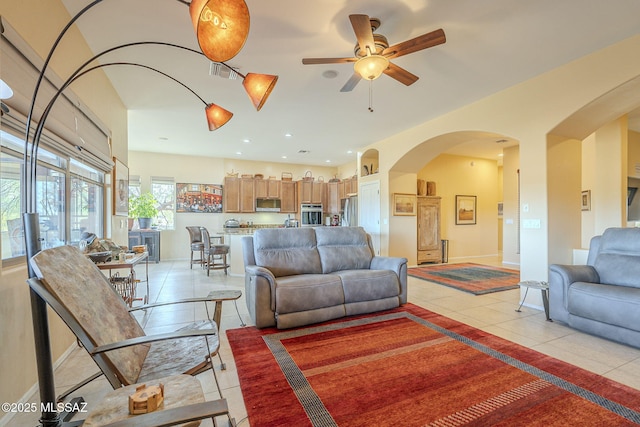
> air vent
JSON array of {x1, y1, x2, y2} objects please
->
[{"x1": 298, "y1": 150, "x2": 310, "y2": 154}]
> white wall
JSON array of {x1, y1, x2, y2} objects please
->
[
  {"x1": 128, "y1": 151, "x2": 341, "y2": 260},
  {"x1": 418, "y1": 154, "x2": 500, "y2": 261}
]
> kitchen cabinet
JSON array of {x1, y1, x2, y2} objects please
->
[
  {"x1": 128, "y1": 230, "x2": 160, "y2": 263},
  {"x1": 327, "y1": 182, "x2": 340, "y2": 214},
  {"x1": 223, "y1": 177, "x2": 255, "y2": 213},
  {"x1": 417, "y1": 196, "x2": 441, "y2": 264},
  {"x1": 344, "y1": 176, "x2": 358, "y2": 195},
  {"x1": 297, "y1": 180, "x2": 325, "y2": 204},
  {"x1": 254, "y1": 179, "x2": 280, "y2": 199},
  {"x1": 280, "y1": 180, "x2": 297, "y2": 213}
]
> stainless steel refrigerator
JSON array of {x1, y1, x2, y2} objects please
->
[{"x1": 341, "y1": 195, "x2": 358, "y2": 227}]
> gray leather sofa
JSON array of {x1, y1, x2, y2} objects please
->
[
  {"x1": 549, "y1": 227, "x2": 640, "y2": 348},
  {"x1": 242, "y1": 226, "x2": 408, "y2": 329}
]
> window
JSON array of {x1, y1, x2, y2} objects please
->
[
  {"x1": 1, "y1": 129, "x2": 106, "y2": 263},
  {"x1": 70, "y1": 159, "x2": 104, "y2": 243},
  {"x1": 0, "y1": 149, "x2": 24, "y2": 259},
  {"x1": 151, "y1": 177, "x2": 175, "y2": 230}
]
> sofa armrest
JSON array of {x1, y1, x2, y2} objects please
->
[
  {"x1": 548, "y1": 264, "x2": 599, "y2": 323},
  {"x1": 371, "y1": 256, "x2": 408, "y2": 304},
  {"x1": 244, "y1": 265, "x2": 278, "y2": 327}
]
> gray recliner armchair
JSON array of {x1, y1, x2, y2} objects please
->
[{"x1": 549, "y1": 227, "x2": 640, "y2": 348}]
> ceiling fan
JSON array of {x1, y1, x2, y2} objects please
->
[{"x1": 302, "y1": 14, "x2": 446, "y2": 92}]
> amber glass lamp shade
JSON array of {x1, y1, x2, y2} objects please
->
[
  {"x1": 242, "y1": 73, "x2": 278, "y2": 111},
  {"x1": 205, "y1": 104, "x2": 233, "y2": 130},
  {"x1": 189, "y1": 0, "x2": 250, "y2": 62},
  {"x1": 354, "y1": 55, "x2": 389, "y2": 80}
]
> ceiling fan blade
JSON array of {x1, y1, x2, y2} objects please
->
[
  {"x1": 383, "y1": 28, "x2": 446, "y2": 59},
  {"x1": 349, "y1": 14, "x2": 375, "y2": 54},
  {"x1": 302, "y1": 57, "x2": 357, "y2": 65},
  {"x1": 384, "y1": 62, "x2": 419, "y2": 86},
  {"x1": 340, "y1": 73, "x2": 362, "y2": 92}
]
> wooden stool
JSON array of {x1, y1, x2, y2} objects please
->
[{"x1": 81, "y1": 375, "x2": 227, "y2": 426}]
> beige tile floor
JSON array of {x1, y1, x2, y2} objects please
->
[{"x1": 7, "y1": 256, "x2": 640, "y2": 426}]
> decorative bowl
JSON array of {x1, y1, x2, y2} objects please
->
[{"x1": 87, "y1": 251, "x2": 112, "y2": 263}]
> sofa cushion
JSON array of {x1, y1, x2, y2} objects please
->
[
  {"x1": 568, "y1": 281, "x2": 640, "y2": 332},
  {"x1": 594, "y1": 228, "x2": 640, "y2": 288},
  {"x1": 274, "y1": 274, "x2": 344, "y2": 314},
  {"x1": 315, "y1": 226, "x2": 373, "y2": 274},
  {"x1": 332, "y1": 269, "x2": 400, "y2": 303},
  {"x1": 253, "y1": 228, "x2": 322, "y2": 277}
]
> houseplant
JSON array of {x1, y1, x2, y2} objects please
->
[{"x1": 129, "y1": 192, "x2": 158, "y2": 230}]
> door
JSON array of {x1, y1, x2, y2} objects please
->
[{"x1": 359, "y1": 180, "x2": 381, "y2": 255}]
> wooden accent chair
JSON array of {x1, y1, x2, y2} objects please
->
[
  {"x1": 186, "y1": 226, "x2": 205, "y2": 269},
  {"x1": 200, "y1": 227, "x2": 230, "y2": 276},
  {"x1": 28, "y1": 245, "x2": 226, "y2": 401}
]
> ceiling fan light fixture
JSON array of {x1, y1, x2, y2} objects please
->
[
  {"x1": 242, "y1": 72, "x2": 278, "y2": 111},
  {"x1": 189, "y1": 0, "x2": 250, "y2": 62},
  {"x1": 354, "y1": 54, "x2": 389, "y2": 80},
  {"x1": 205, "y1": 103, "x2": 233, "y2": 130}
]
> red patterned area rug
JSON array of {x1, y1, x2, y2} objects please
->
[
  {"x1": 408, "y1": 262, "x2": 521, "y2": 295},
  {"x1": 227, "y1": 304, "x2": 640, "y2": 427}
]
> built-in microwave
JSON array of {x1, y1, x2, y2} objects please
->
[
  {"x1": 256, "y1": 198, "x2": 281, "y2": 212},
  {"x1": 301, "y1": 203, "x2": 323, "y2": 226}
]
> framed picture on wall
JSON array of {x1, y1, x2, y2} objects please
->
[
  {"x1": 113, "y1": 157, "x2": 129, "y2": 216},
  {"x1": 176, "y1": 183, "x2": 223, "y2": 213},
  {"x1": 456, "y1": 195, "x2": 477, "y2": 225},
  {"x1": 581, "y1": 190, "x2": 591, "y2": 211},
  {"x1": 393, "y1": 193, "x2": 416, "y2": 216}
]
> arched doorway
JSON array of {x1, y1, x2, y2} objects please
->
[{"x1": 388, "y1": 131, "x2": 520, "y2": 269}]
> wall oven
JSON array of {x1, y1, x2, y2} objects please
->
[{"x1": 300, "y1": 203, "x2": 323, "y2": 226}]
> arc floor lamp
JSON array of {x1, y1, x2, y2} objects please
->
[{"x1": 20, "y1": 1, "x2": 275, "y2": 425}]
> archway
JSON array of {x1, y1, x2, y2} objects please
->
[{"x1": 387, "y1": 130, "x2": 520, "y2": 268}]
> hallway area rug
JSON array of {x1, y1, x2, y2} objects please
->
[
  {"x1": 408, "y1": 262, "x2": 520, "y2": 295},
  {"x1": 227, "y1": 304, "x2": 640, "y2": 427}
]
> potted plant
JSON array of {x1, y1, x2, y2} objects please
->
[{"x1": 129, "y1": 192, "x2": 158, "y2": 230}]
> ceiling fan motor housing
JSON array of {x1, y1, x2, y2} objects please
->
[{"x1": 354, "y1": 33, "x2": 389, "y2": 57}]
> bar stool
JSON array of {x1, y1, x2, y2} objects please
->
[
  {"x1": 200, "y1": 227, "x2": 230, "y2": 275},
  {"x1": 186, "y1": 226, "x2": 204, "y2": 269}
]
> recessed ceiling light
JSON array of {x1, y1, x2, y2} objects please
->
[
  {"x1": 322, "y1": 70, "x2": 338, "y2": 79},
  {"x1": 281, "y1": 155, "x2": 287, "y2": 159},
  {"x1": 325, "y1": 160, "x2": 331, "y2": 163},
  {"x1": 236, "y1": 151, "x2": 242, "y2": 155},
  {"x1": 242, "y1": 139, "x2": 251, "y2": 143},
  {"x1": 498, "y1": 153, "x2": 504, "y2": 157},
  {"x1": 284, "y1": 132, "x2": 292, "y2": 137},
  {"x1": 347, "y1": 150, "x2": 353, "y2": 154}
]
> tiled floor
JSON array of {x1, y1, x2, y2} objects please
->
[{"x1": 7, "y1": 256, "x2": 640, "y2": 426}]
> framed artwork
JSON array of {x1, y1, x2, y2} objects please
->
[
  {"x1": 176, "y1": 183, "x2": 223, "y2": 213},
  {"x1": 456, "y1": 195, "x2": 477, "y2": 225},
  {"x1": 113, "y1": 157, "x2": 129, "y2": 216},
  {"x1": 393, "y1": 193, "x2": 416, "y2": 216},
  {"x1": 581, "y1": 190, "x2": 591, "y2": 211}
]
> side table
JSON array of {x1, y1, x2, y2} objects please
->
[
  {"x1": 81, "y1": 374, "x2": 229, "y2": 426},
  {"x1": 516, "y1": 280, "x2": 552, "y2": 321}
]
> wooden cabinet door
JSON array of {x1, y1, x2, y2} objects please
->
[
  {"x1": 255, "y1": 179, "x2": 281, "y2": 199},
  {"x1": 298, "y1": 180, "x2": 312, "y2": 203},
  {"x1": 417, "y1": 197, "x2": 441, "y2": 263},
  {"x1": 327, "y1": 182, "x2": 340, "y2": 214},
  {"x1": 240, "y1": 178, "x2": 255, "y2": 212},
  {"x1": 280, "y1": 181, "x2": 297, "y2": 212},
  {"x1": 312, "y1": 182, "x2": 325, "y2": 204},
  {"x1": 223, "y1": 177, "x2": 240, "y2": 212},
  {"x1": 254, "y1": 179, "x2": 267, "y2": 198}
]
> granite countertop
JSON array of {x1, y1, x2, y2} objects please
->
[{"x1": 220, "y1": 224, "x2": 286, "y2": 235}]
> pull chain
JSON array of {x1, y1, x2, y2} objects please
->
[{"x1": 368, "y1": 79, "x2": 374, "y2": 112}]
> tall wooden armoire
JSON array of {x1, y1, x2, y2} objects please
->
[{"x1": 417, "y1": 196, "x2": 442, "y2": 264}]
